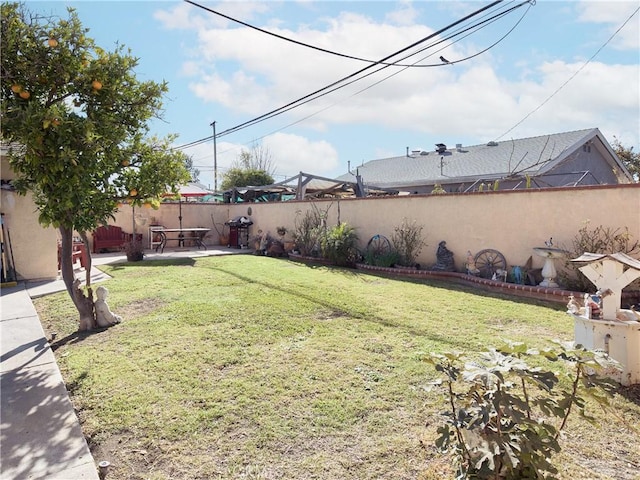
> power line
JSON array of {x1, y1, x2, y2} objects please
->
[
  {"x1": 496, "y1": 5, "x2": 640, "y2": 141},
  {"x1": 174, "y1": 0, "x2": 531, "y2": 150},
  {"x1": 183, "y1": 0, "x2": 513, "y2": 69},
  {"x1": 224, "y1": 1, "x2": 533, "y2": 148},
  {"x1": 214, "y1": 0, "x2": 510, "y2": 139}
]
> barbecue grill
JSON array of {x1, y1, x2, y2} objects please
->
[{"x1": 225, "y1": 216, "x2": 253, "y2": 248}]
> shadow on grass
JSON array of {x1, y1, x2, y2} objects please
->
[
  {"x1": 290, "y1": 258, "x2": 567, "y2": 311},
  {"x1": 205, "y1": 263, "x2": 487, "y2": 352},
  {"x1": 106, "y1": 258, "x2": 196, "y2": 271},
  {"x1": 618, "y1": 384, "x2": 640, "y2": 406},
  {"x1": 50, "y1": 330, "x2": 95, "y2": 352}
]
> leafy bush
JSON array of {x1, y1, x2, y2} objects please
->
[
  {"x1": 425, "y1": 341, "x2": 619, "y2": 480},
  {"x1": 362, "y1": 248, "x2": 401, "y2": 267},
  {"x1": 560, "y1": 222, "x2": 639, "y2": 292},
  {"x1": 391, "y1": 218, "x2": 426, "y2": 267},
  {"x1": 321, "y1": 222, "x2": 359, "y2": 267}
]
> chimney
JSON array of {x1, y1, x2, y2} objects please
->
[
  {"x1": 435, "y1": 143, "x2": 447, "y2": 154},
  {"x1": 456, "y1": 143, "x2": 462, "y2": 152}
]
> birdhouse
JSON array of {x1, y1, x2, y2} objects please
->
[{"x1": 569, "y1": 252, "x2": 640, "y2": 385}]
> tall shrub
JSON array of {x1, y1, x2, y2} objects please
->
[
  {"x1": 292, "y1": 205, "x2": 325, "y2": 256},
  {"x1": 321, "y1": 222, "x2": 359, "y2": 267}
]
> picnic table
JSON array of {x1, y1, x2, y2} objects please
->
[{"x1": 154, "y1": 228, "x2": 210, "y2": 253}]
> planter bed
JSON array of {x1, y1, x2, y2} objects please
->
[{"x1": 287, "y1": 253, "x2": 640, "y2": 306}]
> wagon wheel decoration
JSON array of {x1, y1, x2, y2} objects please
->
[
  {"x1": 473, "y1": 249, "x2": 507, "y2": 279},
  {"x1": 366, "y1": 234, "x2": 392, "y2": 261}
]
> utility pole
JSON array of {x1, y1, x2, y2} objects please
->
[{"x1": 210, "y1": 121, "x2": 218, "y2": 192}]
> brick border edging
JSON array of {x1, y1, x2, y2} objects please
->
[
  {"x1": 354, "y1": 263, "x2": 583, "y2": 305},
  {"x1": 287, "y1": 254, "x2": 585, "y2": 305}
]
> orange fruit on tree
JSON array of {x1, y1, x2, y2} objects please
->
[
  {"x1": 11, "y1": 84, "x2": 22, "y2": 93},
  {"x1": 121, "y1": 159, "x2": 130, "y2": 167},
  {"x1": 48, "y1": 38, "x2": 58, "y2": 47},
  {"x1": 130, "y1": 189, "x2": 138, "y2": 197},
  {"x1": 19, "y1": 90, "x2": 30, "y2": 99},
  {"x1": 91, "y1": 80, "x2": 103, "y2": 90}
]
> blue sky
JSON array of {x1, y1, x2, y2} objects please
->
[{"x1": 28, "y1": 1, "x2": 640, "y2": 189}]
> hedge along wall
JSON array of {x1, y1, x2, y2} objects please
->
[{"x1": 111, "y1": 184, "x2": 640, "y2": 273}]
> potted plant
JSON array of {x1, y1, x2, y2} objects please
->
[
  {"x1": 124, "y1": 239, "x2": 144, "y2": 261},
  {"x1": 218, "y1": 227, "x2": 229, "y2": 246},
  {"x1": 276, "y1": 226, "x2": 295, "y2": 252}
]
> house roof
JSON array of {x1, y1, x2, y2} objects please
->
[{"x1": 337, "y1": 128, "x2": 630, "y2": 190}]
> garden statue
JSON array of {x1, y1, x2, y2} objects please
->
[
  {"x1": 512, "y1": 265, "x2": 524, "y2": 284},
  {"x1": 566, "y1": 295, "x2": 580, "y2": 314},
  {"x1": 492, "y1": 269, "x2": 508, "y2": 282},
  {"x1": 432, "y1": 241, "x2": 455, "y2": 271},
  {"x1": 465, "y1": 250, "x2": 480, "y2": 276},
  {"x1": 95, "y1": 285, "x2": 122, "y2": 327}
]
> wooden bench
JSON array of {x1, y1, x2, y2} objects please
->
[
  {"x1": 92, "y1": 225, "x2": 141, "y2": 253},
  {"x1": 58, "y1": 241, "x2": 88, "y2": 270}
]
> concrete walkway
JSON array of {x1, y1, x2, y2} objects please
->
[{"x1": 1, "y1": 247, "x2": 249, "y2": 479}]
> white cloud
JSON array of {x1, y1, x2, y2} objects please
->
[
  {"x1": 263, "y1": 132, "x2": 339, "y2": 177},
  {"x1": 160, "y1": 1, "x2": 638, "y2": 172},
  {"x1": 385, "y1": 0, "x2": 419, "y2": 26},
  {"x1": 153, "y1": 3, "x2": 210, "y2": 30},
  {"x1": 576, "y1": 1, "x2": 640, "y2": 50},
  {"x1": 154, "y1": 1, "x2": 272, "y2": 30}
]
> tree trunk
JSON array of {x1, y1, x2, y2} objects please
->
[
  {"x1": 59, "y1": 226, "x2": 95, "y2": 331},
  {"x1": 79, "y1": 231, "x2": 92, "y2": 288}
]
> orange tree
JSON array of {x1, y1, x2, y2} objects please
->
[{"x1": 1, "y1": 3, "x2": 190, "y2": 330}]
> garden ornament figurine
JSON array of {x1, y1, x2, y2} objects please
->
[
  {"x1": 466, "y1": 250, "x2": 480, "y2": 276},
  {"x1": 512, "y1": 265, "x2": 524, "y2": 284},
  {"x1": 432, "y1": 241, "x2": 455, "y2": 271},
  {"x1": 566, "y1": 295, "x2": 580, "y2": 314},
  {"x1": 95, "y1": 285, "x2": 122, "y2": 327}
]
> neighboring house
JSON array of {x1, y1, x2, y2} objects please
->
[{"x1": 337, "y1": 128, "x2": 633, "y2": 194}]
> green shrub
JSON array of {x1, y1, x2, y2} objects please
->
[
  {"x1": 425, "y1": 341, "x2": 619, "y2": 480},
  {"x1": 362, "y1": 248, "x2": 401, "y2": 267},
  {"x1": 321, "y1": 222, "x2": 359, "y2": 267}
]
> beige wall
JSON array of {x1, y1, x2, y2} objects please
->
[
  {"x1": 112, "y1": 184, "x2": 640, "y2": 272},
  {"x1": 1, "y1": 178, "x2": 637, "y2": 281},
  {"x1": 1, "y1": 156, "x2": 58, "y2": 281}
]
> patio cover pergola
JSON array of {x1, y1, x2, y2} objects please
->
[{"x1": 223, "y1": 172, "x2": 398, "y2": 203}]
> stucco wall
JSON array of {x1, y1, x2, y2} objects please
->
[
  {"x1": 6, "y1": 155, "x2": 635, "y2": 283},
  {"x1": 1, "y1": 156, "x2": 58, "y2": 281},
  {"x1": 112, "y1": 184, "x2": 639, "y2": 273}
]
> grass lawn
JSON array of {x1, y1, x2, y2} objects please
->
[{"x1": 35, "y1": 255, "x2": 640, "y2": 480}]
